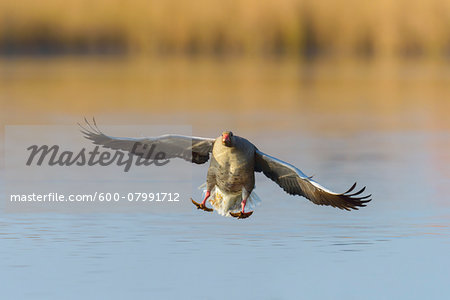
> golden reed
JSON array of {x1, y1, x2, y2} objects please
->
[{"x1": 0, "y1": 0, "x2": 449, "y2": 57}]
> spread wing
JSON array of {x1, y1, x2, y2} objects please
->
[
  {"x1": 255, "y1": 149, "x2": 371, "y2": 210},
  {"x1": 79, "y1": 118, "x2": 215, "y2": 164}
]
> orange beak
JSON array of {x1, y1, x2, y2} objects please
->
[{"x1": 222, "y1": 133, "x2": 230, "y2": 143}]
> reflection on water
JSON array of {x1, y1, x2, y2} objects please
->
[
  {"x1": 0, "y1": 58, "x2": 449, "y2": 131},
  {"x1": 0, "y1": 58, "x2": 450, "y2": 299}
]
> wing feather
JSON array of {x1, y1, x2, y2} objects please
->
[
  {"x1": 255, "y1": 149, "x2": 371, "y2": 210},
  {"x1": 79, "y1": 119, "x2": 215, "y2": 164}
]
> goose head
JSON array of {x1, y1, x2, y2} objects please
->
[{"x1": 221, "y1": 131, "x2": 234, "y2": 147}]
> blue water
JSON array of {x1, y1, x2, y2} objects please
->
[{"x1": 1, "y1": 129, "x2": 450, "y2": 299}]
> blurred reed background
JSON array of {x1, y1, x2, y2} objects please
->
[
  {"x1": 0, "y1": 0, "x2": 449, "y2": 58},
  {"x1": 0, "y1": 0, "x2": 449, "y2": 135},
  {"x1": 1, "y1": 4, "x2": 450, "y2": 299}
]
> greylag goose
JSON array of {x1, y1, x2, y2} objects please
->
[{"x1": 80, "y1": 120, "x2": 371, "y2": 219}]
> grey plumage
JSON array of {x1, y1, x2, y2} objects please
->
[
  {"x1": 207, "y1": 135, "x2": 256, "y2": 194},
  {"x1": 80, "y1": 119, "x2": 371, "y2": 214},
  {"x1": 254, "y1": 150, "x2": 371, "y2": 210},
  {"x1": 79, "y1": 118, "x2": 214, "y2": 164}
]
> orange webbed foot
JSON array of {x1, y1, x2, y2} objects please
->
[
  {"x1": 230, "y1": 211, "x2": 253, "y2": 219},
  {"x1": 191, "y1": 198, "x2": 213, "y2": 212}
]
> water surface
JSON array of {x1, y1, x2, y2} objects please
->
[{"x1": 0, "y1": 58, "x2": 449, "y2": 299}]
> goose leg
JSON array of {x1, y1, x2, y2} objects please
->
[
  {"x1": 191, "y1": 191, "x2": 213, "y2": 212},
  {"x1": 230, "y1": 193, "x2": 253, "y2": 219}
]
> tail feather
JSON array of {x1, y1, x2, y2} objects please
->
[{"x1": 199, "y1": 183, "x2": 261, "y2": 217}]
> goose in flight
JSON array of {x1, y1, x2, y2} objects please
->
[{"x1": 80, "y1": 120, "x2": 371, "y2": 219}]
